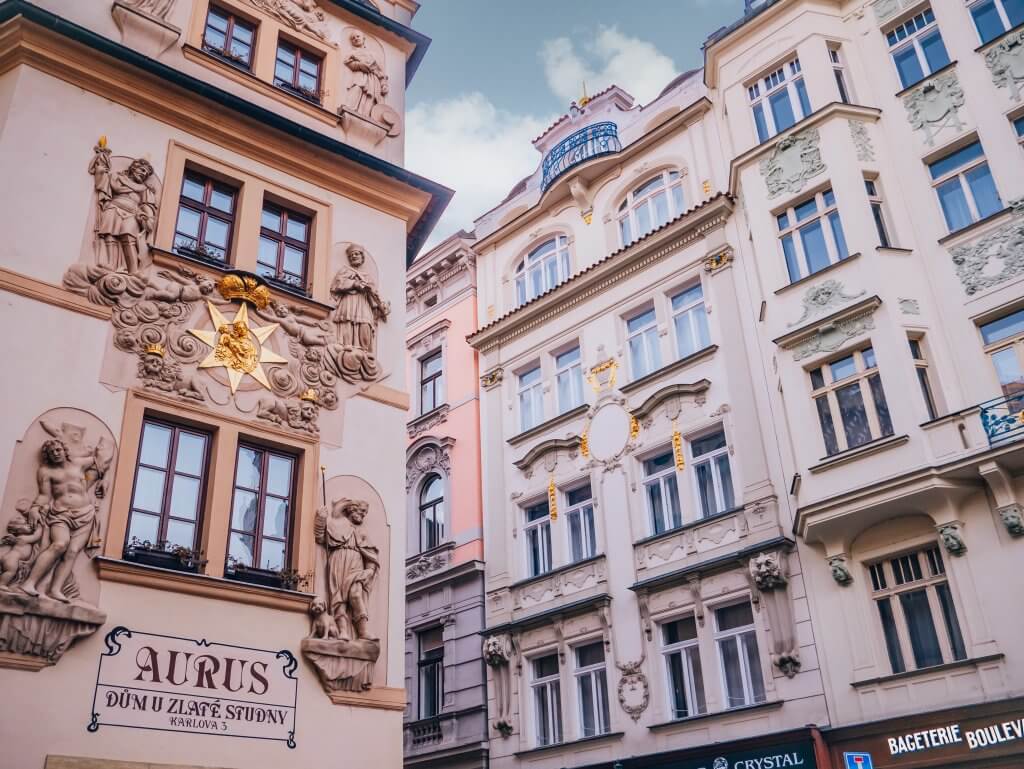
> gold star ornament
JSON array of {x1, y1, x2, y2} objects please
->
[{"x1": 188, "y1": 301, "x2": 287, "y2": 394}]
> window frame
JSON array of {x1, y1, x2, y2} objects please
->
[
  {"x1": 573, "y1": 641, "x2": 611, "y2": 738},
  {"x1": 642, "y1": 450, "x2": 683, "y2": 536},
  {"x1": 616, "y1": 170, "x2": 687, "y2": 246},
  {"x1": 1014, "y1": 114, "x2": 1024, "y2": 146},
  {"x1": 419, "y1": 349, "x2": 444, "y2": 415},
  {"x1": 565, "y1": 483, "x2": 597, "y2": 564},
  {"x1": 554, "y1": 345, "x2": 584, "y2": 415},
  {"x1": 660, "y1": 614, "x2": 707, "y2": 721},
  {"x1": 258, "y1": 201, "x2": 312, "y2": 291},
  {"x1": 173, "y1": 170, "x2": 238, "y2": 264},
  {"x1": 908, "y1": 336, "x2": 939, "y2": 421},
  {"x1": 517, "y1": 365, "x2": 545, "y2": 433},
  {"x1": 524, "y1": 500, "x2": 553, "y2": 578},
  {"x1": 776, "y1": 187, "x2": 850, "y2": 283},
  {"x1": 810, "y1": 346, "x2": 894, "y2": 456},
  {"x1": 202, "y1": 5, "x2": 257, "y2": 70},
  {"x1": 515, "y1": 236, "x2": 571, "y2": 307},
  {"x1": 713, "y1": 601, "x2": 767, "y2": 709},
  {"x1": 688, "y1": 428, "x2": 736, "y2": 519},
  {"x1": 273, "y1": 38, "x2": 323, "y2": 103},
  {"x1": 865, "y1": 177, "x2": 893, "y2": 249},
  {"x1": 829, "y1": 44, "x2": 852, "y2": 104},
  {"x1": 530, "y1": 652, "x2": 563, "y2": 747},
  {"x1": 626, "y1": 305, "x2": 662, "y2": 380},
  {"x1": 227, "y1": 443, "x2": 298, "y2": 573},
  {"x1": 418, "y1": 474, "x2": 445, "y2": 553},
  {"x1": 968, "y1": 0, "x2": 1024, "y2": 45},
  {"x1": 670, "y1": 282, "x2": 711, "y2": 360},
  {"x1": 884, "y1": 8, "x2": 950, "y2": 90},
  {"x1": 979, "y1": 308, "x2": 1024, "y2": 401},
  {"x1": 417, "y1": 626, "x2": 445, "y2": 719},
  {"x1": 928, "y1": 141, "x2": 1004, "y2": 233},
  {"x1": 126, "y1": 418, "x2": 212, "y2": 553},
  {"x1": 747, "y1": 56, "x2": 812, "y2": 143}
]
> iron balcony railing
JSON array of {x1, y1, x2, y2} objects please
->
[
  {"x1": 541, "y1": 121, "x2": 621, "y2": 192},
  {"x1": 979, "y1": 392, "x2": 1024, "y2": 445}
]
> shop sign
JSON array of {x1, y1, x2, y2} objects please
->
[
  {"x1": 87, "y1": 626, "x2": 299, "y2": 748},
  {"x1": 656, "y1": 739, "x2": 817, "y2": 769},
  {"x1": 886, "y1": 715, "x2": 1024, "y2": 756}
]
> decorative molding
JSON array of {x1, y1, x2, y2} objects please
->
[
  {"x1": 789, "y1": 280, "x2": 866, "y2": 328},
  {"x1": 902, "y1": 70, "x2": 965, "y2": 147},
  {"x1": 110, "y1": 0, "x2": 181, "y2": 58},
  {"x1": 480, "y1": 367, "x2": 504, "y2": 390},
  {"x1": 245, "y1": 0, "x2": 333, "y2": 44},
  {"x1": 512, "y1": 437, "x2": 582, "y2": 473},
  {"x1": 937, "y1": 521, "x2": 967, "y2": 556},
  {"x1": 828, "y1": 554, "x2": 853, "y2": 586},
  {"x1": 758, "y1": 127, "x2": 826, "y2": 199},
  {"x1": 898, "y1": 297, "x2": 921, "y2": 315},
  {"x1": 984, "y1": 28, "x2": 1024, "y2": 100},
  {"x1": 615, "y1": 660, "x2": 650, "y2": 722},
  {"x1": 703, "y1": 247, "x2": 734, "y2": 272},
  {"x1": 873, "y1": 0, "x2": 914, "y2": 24},
  {"x1": 998, "y1": 503, "x2": 1024, "y2": 537},
  {"x1": 848, "y1": 119, "x2": 876, "y2": 161},
  {"x1": 0, "y1": 650, "x2": 52, "y2": 671},
  {"x1": 405, "y1": 438, "x2": 453, "y2": 491},
  {"x1": 406, "y1": 550, "x2": 449, "y2": 580},
  {"x1": 0, "y1": 266, "x2": 112, "y2": 320},
  {"x1": 793, "y1": 312, "x2": 876, "y2": 361},
  {"x1": 326, "y1": 686, "x2": 407, "y2": 710},
  {"x1": 407, "y1": 404, "x2": 449, "y2": 438},
  {"x1": 950, "y1": 200, "x2": 1024, "y2": 295},
  {"x1": 749, "y1": 550, "x2": 787, "y2": 591}
]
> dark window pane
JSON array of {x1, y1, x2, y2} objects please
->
[
  {"x1": 816, "y1": 396, "x2": 840, "y2": 455},
  {"x1": 667, "y1": 652, "x2": 690, "y2": 718},
  {"x1": 929, "y1": 142, "x2": 984, "y2": 179},
  {"x1": 769, "y1": 89, "x2": 796, "y2": 133},
  {"x1": 972, "y1": 0, "x2": 1007, "y2": 43},
  {"x1": 868, "y1": 373, "x2": 894, "y2": 436},
  {"x1": 936, "y1": 178, "x2": 973, "y2": 231},
  {"x1": 877, "y1": 598, "x2": 906, "y2": 673},
  {"x1": 753, "y1": 103, "x2": 769, "y2": 142},
  {"x1": 799, "y1": 219, "x2": 831, "y2": 275},
  {"x1": 663, "y1": 616, "x2": 698, "y2": 645},
  {"x1": 935, "y1": 583, "x2": 967, "y2": 660},
  {"x1": 716, "y1": 602, "x2": 754, "y2": 631},
  {"x1": 899, "y1": 589, "x2": 943, "y2": 669},
  {"x1": 893, "y1": 44, "x2": 924, "y2": 88},
  {"x1": 836, "y1": 383, "x2": 872, "y2": 448},
  {"x1": 981, "y1": 309, "x2": 1024, "y2": 345}
]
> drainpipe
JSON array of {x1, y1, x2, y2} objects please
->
[{"x1": 810, "y1": 725, "x2": 834, "y2": 769}]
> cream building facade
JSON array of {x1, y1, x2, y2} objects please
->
[
  {"x1": 468, "y1": 1, "x2": 1024, "y2": 768},
  {"x1": 0, "y1": 0, "x2": 449, "y2": 767}
]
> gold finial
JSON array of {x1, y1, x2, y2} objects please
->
[
  {"x1": 144, "y1": 342, "x2": 165, "y2": 358},
  {"x1": 216, "y1": 274, "x2": 271, "y2": 310},
  {"x1": 98, "y1": 135, "x2": 108, "y2": 149},
  {"x1": 578, "y1": 81, "x2": 591, "y2": 108},
  {"x1": 300, "y1": 388, "x2": 319, "y2": 403}
]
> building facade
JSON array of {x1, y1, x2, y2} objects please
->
[
  {"x1": 0, "y1": 0, "x2": 448, "y2": 767},
  {"x1": 403, "y1": 231, "x2": 488, "y2": 768},
  {"x1": 466, "y1": 1, "x2": 1024, "y2": 768}
]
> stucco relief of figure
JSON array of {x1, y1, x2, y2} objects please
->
[
  {"x1": 120, "y1": 0, "x2": 176, "y2": 19},
  {"x1": 343, "y1": 31, "x2": 400, "y2": 135},
  {"x1": 255, "y1": 395, "x2": 320, "y2": 434},
  {"x1": 328, "y1": 244, "x2": 389, "y2": 382},
  {"x1": 249, "y1": 0, "x2": 329, "y2": 41},
  {"x1": 0, "y1": 500, "x2": 43, "y2": 590},
  {"x1": 18, "y1": 434, "x2": 113, "y2": 602},
  {"x1": 314, "y1": 498, "x2": 379, "y2": 643},
  {"x1": 89, "y1": 137, "x2": 161, "y2": 274}
]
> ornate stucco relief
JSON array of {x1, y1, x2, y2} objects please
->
[
  {"x1": 0, "y1": 410, "x2": 116, "y2": 666},
  {"x1": 110, "y1": 0, "x2": 180, "y2": 58},
  {"x1": 789, "y1": 280, "x2": 866, "y2": 327},
  {"x1": 615, "y1": 659, "x2": 650, "y2": 721},
  {"x1": 902, "y1": 71, "x2": 966, "y2": 147},
  {"x1": 938, "y1": 522, "x2": 967, "y2": 556},
  {"x1": 985, "y1": 28, "x2": 1024, "y2": 100},
  {"x1": 246, "y1": 0, "x2": 331, "y2": 43},
  {"x1": 873, "y1": 0, "x2": 915, "y2": 23},
  {"x1": 898, "y1": 297, "x2": 921, "y2": 315},
  {"x1": 407, "y1": 404, "x2": 449, "y2": 438},
  {"x1": 999, "y1": 503, "x2": 1024, "y2": 537},
  {"x1": 828, "y1": 554, "x2": 853, "y2": 586},
  {"x1": 406, "y1": 441, "x2": 452, "y2": 492},
  {"x1": 747, "y1": 550, "x2": 800, "y2": 678},
  {"x1": 339, "y1": 29, "x2": 402, "y2": 143},
  {"x1": 949, "y1": 200, "x2": 1024, "y2": 295},
  {"x1": 759, "y1": 127, "x2": 826, "y2": 200},
  {"x1": 792, "y1": 312, "x2": 876, "y2": 361},
  {"x1": 484, "y1": 634, "x2": 514, "y2": 736},
  {"x1": 406, "y1": 550, "x2": 448, "y2": 580},
  {"x1": 848, "y1": 120, "x2": 876, "y2": 162}
]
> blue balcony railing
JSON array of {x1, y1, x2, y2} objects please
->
[
  {"x1": 979, "y1": 393, "x2": 1024, "y2": 445},
  {"x1": 541, "y1": 122, "x2": 621, "y2": 192}
]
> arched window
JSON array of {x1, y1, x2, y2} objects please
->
[
  {"x1": 419, "y1": 475, "x2": 445, "y2": 551},
  {"x1": 515, "y1": 236, "x2": 571, "y2": 307},
  {"x1": 617, "y1": 170, "x2": 686, "y2": 246}
]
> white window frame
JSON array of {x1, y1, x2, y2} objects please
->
[
  {"x1": 776, "y1": 187, "x2": 849, "y2": 283},
  {"x1": 523, "y1": 500, "x2": 553, "y2": 578},
  {"x1": 885, "y1": 8, "x2": 949, "y2": 89},
  {"x1": 688, "y1": 428, "x2": 736, "y2": 518},
  {"x1": 530, "y1": 653, "x2": 563, "y2": 747},
  {"x1": 626, "y1": 306, "x2": 661, "y2": 380},
  {"x1": 617, "y1": 170, "x2": 687, "y2": 246},
  {"x1": 865, "y1": 177, "x2": 893, "y2": 249},
  {"x1": 908, "y1": 336, "x2": 940, "y2": 421},
  {"x1": 980, "y1": 308, "x2": 1024, "y2": 400},
  {"x1": 555, "y1": 345, "x2": 584, "y2": 414},
  {"x1": 419, "y1": 348, "x2": 444, "y2": 415},
  {"x1": 829, "y1": 44, "x2": 852, "y2": 103},
  {"x1": 518, "y1": 365, "x2": 545, "y2": 433},
  {"x1": 565, "y1": 484, "x2": 597, "y2": 563},
  {"x1": 810, "y1": 347, "x2": 894, "y2": 456},
  {"x1": 660, "y1": 615, "x2": 706, "y2": 720},
  {"x1": 417, "y1": 626, "x2": 445, "y2": 719},
  {"x1": 868, "y1": 546, "x2": 967, "y2": 674},
  {"x1": 928, "y1": 141, "x2": 1003, "y2": 233},
  {"x1": 747, "y1": 56, "x2": 811, "y2": 142},
  {"x1": 1014, "y1": 114, "x2": 1024, "y2": 147},
  {"x1": 670, "y1": 282, "x2": 711, "y2": 359},
  {"x1": 515, "y1": 236, "x2": 571, "y2": 307},
  {"x1": 968, "y1": 0, "x2": 1024, "y2": 44},
  {"x1": 642, "y1": 450, "x2": 683, "y2": 535},
  {"x1": 713, "y1": 601, "x2": 766, "y2": 709},
  {"x1": 573, "y1": 641, "x2": 611, "y2": 738}
]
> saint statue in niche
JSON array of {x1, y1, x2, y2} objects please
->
[
  {"x1": 314, "y1": 498, "x2": 379, "y2": 642},
  {"x1": 344, "y1": 31, "x2": 388, "y2": 117},
  {"x1": 89, "y1": 136, "x2": 161, "y2": 274},
  {"x1": 326, "y1": 244, "x2": 389, "y2": 382}
]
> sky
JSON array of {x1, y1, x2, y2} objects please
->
[{"x1": 404, "y1": 0, "x2": 746, "y2": 251}]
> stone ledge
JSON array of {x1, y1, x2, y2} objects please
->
[
  {"x1": 0, "y1": 650, "x2": 52, "y2": 672},
  {"x1": 851, "y1": 653, "x2": 1004, "y2": 688},
  {"x1": 326, "y1": 685, "x2": 407, "y2": 711}
]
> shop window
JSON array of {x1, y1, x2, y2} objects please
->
[
  {"x1": 531, "y1": 653, "x2": 563, "y2": 746},
  {"x1": 810, "y1": 347, "x2": 894, "y2": 456},
  {"x1": 515, "y1": 237, "x2": 571, "y2": 307},
  {"x1": 419, "y1": 475, "x2": 445, "y2": 552},
  {"x1": 203, "y1": 6, "x2": 256, "y2": 69},
  {"x1": 868, "y1": 546, "x2": 967, "y2": 673},
  {"x1": 173, "y1": 171, "x2": 238, "y2": 264},
  {"x1": 524, "y1": 500, "x2": 552, "y2": 578},
  {"x1": 643, "y1": 451, "x2": 683, "y2": 535},
  {"x1": 747, "y1": 57, "x2": 811, "y2": 143},
  {"x1": 574, "y1": 641, "x2": 611, "y2": 737},
  {"x1": 258, "y1": 202, "x2": 311, "y2": 291},
  {"x1": 274, "y1": 40, "x2": 323, "y2": 103},
  {"x1": 228, "y1": 445, "x2": 296, "y2": 574},
  {"x1": 885, "y1": 8, "x2": 949, "y2": 89},
  {"x1": 969, "y1": 0, "x2": 1024, "y2": 45},
  {"x1": 627, "y1": 306, "x2": 661, "y2": 380},
  {"x1": 617, "y1": 170, "x2": 686, "y2": 245},
  {"x1": 928, "y1": 141, "x2": 1003, "y2": 233},
  {"x1": 661, "y1": 615, "x2": 707, "y2": 719},
  {"x1": 419, "y1": 350, "x2": 444, "y2": 414},
  {"x1": 777, "y1": 188, "x2": 849, "y2": 283},
  {"x1": 714, "y1": 602, "x2": 766, "y2": 708},
  {"x1": 565, "y1": 484, "x2": 596, "y2": 563},
  {"x1": 690, "y1": 429, "x2": 735, "y2": 518},
  {"x1": 418, "y1": 626, "x2": 444, "y2": 718}
]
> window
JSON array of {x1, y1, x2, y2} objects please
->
[
  {"x1": 661, "y1": 616, "x2": 707, "y2": 720},
  {"x1": 555, "y1": 346, "x2": 584, "y2": 414},
  {"x1": 419, "y1": 351, "x2": 443, "y2": 414},
  {"x1": 980, "y1": 308, "x2": 1024, "y2": 402},
  {"x1": 574, "y1": 642, "x2": 611, "y2": 737},
  {"x1": 531, "y1": 654, "x2": 562, "y2": 746},
  {"x1": 671, "y1": 284, "x2": 710, "y2": 359},
  {"x1": 643, "y1": 451, "x2": 682, "y2": 535},
  {"x1": 868, "y1": 546, "x2": 967, "y2": 673},
  {"x1": 173, "y1": 171, "x2": 237, "y2": 263},
  {"x1": 617, "y1": 170, "x2": 687, "y2": 245},
  {"x1": 810, "y1": 347, "x2": 894, "y2": 456},
  {"x1": 258, "y1": 203, "x2": 311, "y2": 290},
  {"x1": 524, "y1": 501, "x2": 552, "y2": 577},
  {"x1": 515, "y1": 237, "x2": 571, "y2": 306},
  {"x1": 863, "y1": 178, "x2": 892, "y2": 249},
  {"x1": 566, "y1": 484, "x2": 597, "y2": 563},
  {"x1": 829, "y1": 45, "x2": 851, "y2": 104},
  {"x1": 274, "y1": 40, "x2": 322, "y2": 102},
  {"x1": 518, "y1": 366, "x2": 544, "y2": 432},
  {"x1": 228, "y1": 445, "x2": 296, "y2": 571},
  {"x1": 419, "y1": 475, "x2": 445, "y2": 552},
  {"x1": 627, "y1": 307, "x2": 661, "y2": 379},
  {"x1": 690, "y1": 430, "x2": 735, "y2": 518},
  {"x1": 777, "y1": 188, "x2": 850, "y2": 283},
  {"x1": 909, "y1": 337, "x2": 939, "y2": 421},
  {"x1": 127, "y1": 420, "x2": 210, "y2": 550},
  {"x1": 203, "y1": 6, "x2": 256, "y2": 68},
  {"x1": 928, "y1": 141, "x2": 1003, "y2": 232},
  {"x1": 886, "y1": 8, "x2": 950, "y2": 89},
  {"x1": 1015, "y1": 115, "x2": 1024, "y2": 143},
  {"x1": 418, "y1": 627, "x2": 444, "y2": 718},
  {"x1": 747, "y1": 57, "x2": 812, "y2": 142},
  {"x1": 715, "y1": 602, "x2": 766, "y2": 708},
  {"x1": 969, "y1": 0, "x2": 1024, "y2": 45}
]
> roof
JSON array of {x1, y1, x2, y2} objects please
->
[
  {"x1": 655, "y1": 67, "x2": 701, "y2": 100},
  {"x1": 703, "y1": 0, "x2": 785, "y2": 51},
  {"x1": 2, "y1": 0, "x2": 452, "y2": 265}
]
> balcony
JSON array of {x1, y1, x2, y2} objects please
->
[
  {"x1": 403, "y1": 707, "x2": 488, "y2": 761},
  {"x1": 980, "y1": 393, "x2": 1024, "y2": 446},
  {"x1": 540, "y1": 122, "x2": 621, "y2": 192}
]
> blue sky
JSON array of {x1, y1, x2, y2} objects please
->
[{"x1": 404, "y1": 1, "x2": 745, "y2": 249}]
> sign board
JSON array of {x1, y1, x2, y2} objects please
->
[
  {"x1": 844, "y1": 753, "x2": 874, "y2": 769},
  {"x1": 88, "y1": 626, "x2": 299, "y2": 748},
  {"x1": 654, "y1": 739, "x2": 817, "y2": 769}
]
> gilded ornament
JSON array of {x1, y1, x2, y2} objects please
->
[
  {"x1": 548, "y1": 476, "x2": 558, "y2": 521},
  {"x1": 188, "y1": 302, "x2": 287, "y2": 394},
  {"x1": 671, "y1": 420, "x2": 685, "y2": 471},
  {"x1": 216, "y1": 273, "x2": 271, "y2": 310},
  {"x1": 585, "y1": 359, "x2": 618, "y2": 394},
  {"x1": 144, "y1": 342, "x2": 165, "y2": 358},
  {"x1": 629, "y1": 415, "x2": 640, "y2": 440},
  {"x1": 300, "y1": 388, "x2": 320, "y2": 403},
  {"x1": 580, "y1": 432, "x2": 590, "y2": 458},
  {"x1": 704, "y1": 250, "x2": 732, "y2": 272}
]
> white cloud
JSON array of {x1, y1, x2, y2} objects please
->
[
  {"x1": 541, "y1": 26, "x2": 678, "y2": 107},
  {"x1": 406, "y1": 93, "x2": 553, "y2": 252}
]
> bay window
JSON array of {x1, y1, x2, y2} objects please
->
[
  {"x1": 869, "y1": 546, "x2": 967, "y2": 673},
  {"x1": 566, "y1": 484, "x2": 597, "y2": 563},
  {"x1": 643, "y1": 451, "x2": 682, "y2": 535},
  {"x1": 810, "y1": 347, "x2": 894, "y2": 456},
  {"x1": 690, "y1": 430, "x2": 735, "y2": 518},
  {"x1": 661, "y1": 615, "x2": 707, "y2": 720},
  {"x1": 969, "y1": 0, "x2": 1024, "y2": 44},
  {"x1": 671, "y1": 283, "x2": 710, "y2": 359},
  {"x1": 929, "y1": 141, "x2": 1003, "y2": 233},
  {"x1": 574, "y1": 642, "x2": 611, "y2": 737},
  {"x1": 515, "y1": 237, "x2": 571, "y2": 306},
  {"x1": 531, "y1": 654, "x2": 562, "y2": 746},
  {"x1": 518, "y1": 365, "x2": 544, "y2": 432},
  {"x1": 627, "y1": 307, "x2": 661, "y2": 379},
  {"x1": 886, "y1": 8, "x2": 950, "y2": 89},
  {"x1": 715, "y1": 602, "x2": 766, "y2": 708},
  {"x1": 617, "y1": 170, "x2": 686, "y2": 245},
  {"x1": 777, "y1": 188, "x2": 849, "y2": 283},
  {"x1": 228, "y1": 445, "x2": 296, "y2": 572},
  {"x1": 748, "y1": 57, "x2": 811, "y2": 143},
  {"x1": 524, "y1": 501, "x2": 552, "y2": 578},
  {"x1": 555, "y1": 346, "x2": 584, "y2": 414},
  {"x1": 980, "y1": 308, "x2": 1024, "y2": 403}
]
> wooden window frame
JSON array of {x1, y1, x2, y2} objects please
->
[
  {"x1": 258, "y1": 201, "x2": 312, "y2": 291},
  {"x1": 203, "y1": 4, "x2": 257, "y2": 70},
  {"x1": 173, "y1": 170, "x2": 239, "y2": 265},
  {"x1": 274, "y1": 38, "x2": 324, "y2": 104},
  {"x1": 228, "y1": 443, "x2": 298, "y2": 572}
]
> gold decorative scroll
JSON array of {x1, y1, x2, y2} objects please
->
[
  {"x1": 548, "y1": 475, "x2": 558, "y2": 521},
  {"x1": 672, "y1": 419, "x2": 685, "y2": 471}
]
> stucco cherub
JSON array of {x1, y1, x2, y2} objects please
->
[{"x1": 0, "y1": 499, "x2": 43, "y2": 590}]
